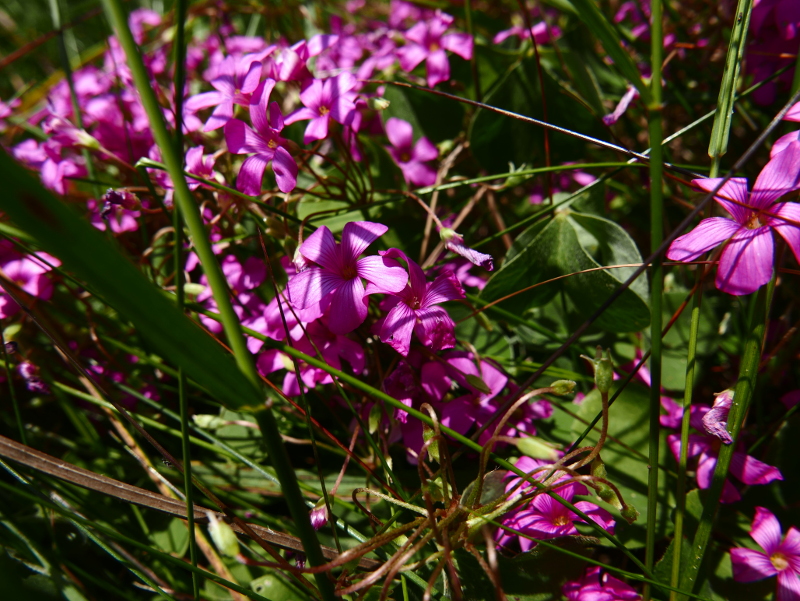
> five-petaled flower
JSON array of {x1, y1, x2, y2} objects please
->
[
  {"x1": 730, "y1": 507, "x2": 800, "y2": 601},
  {"x1": 287, "y1": 221, "x2": 408, "y2": 335},
  {"x1": 667, "y1": 142, "x2": 800, "y2": 295}
]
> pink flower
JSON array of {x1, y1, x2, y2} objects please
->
[
  {"x1": 284, "y1": 73, "x2": 358, "y2": 144},
  {"x1": 0, "y1": 254, "x2": 61, "y2": 319},
  {"x1": 667, "y1": 143, "x2": 800, "y2": 295},
  {"x1": 493, "y1": 21, "x2": 560, "y2": 46},
  {"x1": 185, "y1": 54, "x2": 264, "y2": 132},
  {"x1": 372, "y1": 248, "x2": 464, "y2": 356},
  {"x1": 731, "y1": 507, "x2": 800, "y2": 601},
  {"x1": 224, "y1": 80, "x2": 298, "y2": 194},
  {"x1": 396, "y1": 10, "x2": 473, "y2": 87},
  {"x1": 385, "y1": 117, "x2": 438, "y2": 187},
  {"x1": 439, "y1": 228, "x2": 494, "y2": 271},
  {"x1": 287, "y1": 222, "x2": 407, "y2": 334},
  {"x1": 563, "y1": 566, "x2": 641, "y2": 601}
]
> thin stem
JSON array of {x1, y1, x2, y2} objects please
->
[
  {"x1": 0, "y1": 323, "x2": 25, "y2": 445},
  {"x1": 643, "y1": 3, "x2": 665, "y2": 598}
]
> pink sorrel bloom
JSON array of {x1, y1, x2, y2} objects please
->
[
  {"x1": 287, "y1": 221, "x2": 407, "y2": 334},
  {"x1": 439, "y1": 228, "x2": 494, "y2": 271},
  {"x1": 224, "y1": 80, "x2": 298, "y2": 194},
  {"x1": 385, "y1": 117, "x2": 438, "y2": 186},
  {"x1": 185, "y1": 54, "x2": 263, "y2": 132},
  {"x1": 0, "y1": 254, "x2": 61, "y2": 318},
  {"x1": 494, "y1": 20, "x2": 559, "y2": 45},
  {"x1": 563, "y1": 566, "x2": 641, "y2": 601},
  {"x1": 284, "y1": 73, "x2": 358, "y2": 144},
  {"x1": 603, "y1": 86, "x2": 640, "y2": 126},
  {"x1": 372, "y1": 248, "x2": 465, "y2": 356},
  {"x1": 666, "y1": 144, "x2": 800, "y2": 295},
  {"x1": 730, "y1": 507, "x2": 800, "y2": 601},
  {"x1": 496, "y1": 457, "x2": 615, "y2": 552},
  {"x1": 396, "y1": 10, "x2": 473, "y2": 87}
]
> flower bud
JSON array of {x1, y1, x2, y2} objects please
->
[
  {"x1": 621, "y1": 504, "x2": 640, "y2": 524},
  {"x1": 517, "y1": 436, "x2": 561, "y2": 461},
  {"x1": 438, "y1": 228, "x2": 494, "y2": 271},
  {"x1": 206, "y1": 512, "x2": 239, "y2": 557},
  {"x1": 550, "y1": 380, "x2": 576, "y2": 395},
  {"x1": 309, "y1": 501, "x2": 329, "y2": 530},
  {"x1": 581, "y1": 347, "x2": 614, "y2": 394},
  {"x1": 422, "y1": 423, "x2": 440, "y2": 463},
  {"x1": 702, "y1": 389, "x2": 734, "y2": 444},
  {"x1": 367, "y1": 97, "x2": 391, "y2": 111}
]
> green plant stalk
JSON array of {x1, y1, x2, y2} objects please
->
[
  {"x1": 464, "y1": 0, "x2": 481, "y2": 101},
  {"x1": 99, "y1": 2, "x2": 334, "y2": 597},
  {"x1": 708, "y1": 0, "x2": 754, "y2": 160},
  {"x1": 170, "y1": 0, "x2": 199, "y2": 595},
  {"x1": 669, "y1": 269, "x2": 704, "y2": 600},
  {"x1": 0, "y1": 322, "x2": 26, "y2": 445},
  {"x1": 680, "y1": 278, "x2": 774, "y2": 600},
  {"x1": 644, "y1": 3, "x2": 665, "y2": 599}
]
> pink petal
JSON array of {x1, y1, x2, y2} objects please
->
[
  {"x1": 327, "y1": 277, "x2": 368, "y2": 334},
  {"x1": 268, "y1": 101, "x2": 284, "y2": 131},
  {"x1": 785, "y1": 101, "x2": 800, "y2": 122},
  {"x1": 249, "y1": 79, "x2": 277, "y2": 136},
  {"x1": 287, "y1": 267, "x2": 343, "y2": 309},
  {"x1": 425, "y1": 49, "x2": 450, "y2": 87},
  {"x1": 768, "y1": 202, "x2": 800, "y2": 263},
  {"x1": 272, "y1": 146, "x2": 297, "y2": 193},
  {"x1": 667, "y1": 217, "x2": 742, "y2": 262},
  {"x1": 777, "y1": 569, "x2": 800, "y2": 601},
  {"x1": 751, "y1": 507, "x2": 785, "y2": 555},
  {"x1": 412, "y1": 136, "x2": 439, "y2": 162},
  {"x1": 380, "y1": 302, "x2": 416, "y2": 355},
  {"x1": 415, "y1": 306, "x2": 456, "y2": 351},
  {"x1": 692, "y1": 177, "x2": 750, "y2": 217},
  {"x1": 771, "y1": 132, "x2": 798, "y2": 158},
  {"x1": 337, "y1": 336, "x2": 365, "y2": 373},
  {"x1": 203, "y1": 99, "x2": 234, "y2": 131},
  {"x1": 235, "y1": 155, "x2": 269, "y2": 196},
  {"x1": 439, "y1": 396, "x2": 477, "y2": 434},
  {"x1": 225, "y1": 119, "x2": 270, "y2": 155},
  {"x1": 442, "y1": 32, "x2": 473, "y2": 59},
  {"x1": 299, "y1": 78, "x2": 325, "y2": 111},
  {"x1": 401, "y1": 161, "x2": 437, "y2": 187},
  {"x1": 716, "y1": 226, "x2": 774, "y2": 295},
  {"x1": 751, "y1": 140, "x2": 800, "y2": 209},
  {"x1": 731, "y1": 453, "x2": 783, "y2": 487},
  {"x1": 185, "y1": 91, "x2": 223, "y2": 112},
  {"x1": 423, "y1": 270, "x2": 465, "y2": 306},
  {"x1": 396, "y1": 44, "x2": 427, "y2": 73},
  {"x1": 385, "y1": 117, "x2": 413, "y2": 151},
  {"x1": 357, "y1": 255, "x2": 408, "y2": 292},
  {"x1": 240, "y1": 60, "x2": 263, "y2": 94},
  {"x1": 299, "y1": 226, "x2": 340, "y2": 273},
  {"x1": 341, "y1": 221, "x2": 388, "y2": 264},
  {"x1": 731, "y1": 548, "x2": 777, "y2": 582},
  {"x1": 284, "y1": 106, "x2": 318, "y2": 126},
  {"x1": 303, "y1": 115, "x2": 330, "y2": 143}
]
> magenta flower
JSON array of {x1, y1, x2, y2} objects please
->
[
  {"x1": 385, "y1": 117, "x2": 438, "y2": 187},
  {"x1": 496, "y1": 457, "x2": 615, "y2": 552},
  {"x1": 224, "y1": 80, "x2": 298, "y2": 194},
  {"x1": 287, "y1": 222, "x2": 407, "y2": 335},
  {"x1": 439, "y1": 228, "x2": 494, "y2": 271},
  {"x1": 396, "y1": 10, "x2": 473, "y2": 88},
  {"x1": 371, "y1": 248, "x2": 464, "y2": 356},
  {"x1": 563, "y1": 566, "x2": 641, "y2": 601},
  {"x1": 0, "y1": 254, "x2": 61, "y2": 319},
  {"x1": 667, "y1": 143, "x2": 800, "y2": 295},
  {"x1": 731, "y1": 507, "x2": 800, "y2": 601},
  {"x1": 185, "y1": 54, "x2": 263, "y2": 132},
  {"x1": 493, "y1": 20, "x2": 560, "y2": 46},
  {"x1": 284, "y1": 73, "x2": 358, "y2": 144}
]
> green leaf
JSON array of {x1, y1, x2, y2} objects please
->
[
  {"x1": 150, "y1": 517, "x2": 190, "y2": 556},
  {"x1": 468, "y1": 56, "x2": 607, "y2": 174},
  {"x1": 481, "y1": 211, "x2": 650, "y2": 333},
  {"x1": 250, "y1": 572, "x2": 306, "y2": 601}
]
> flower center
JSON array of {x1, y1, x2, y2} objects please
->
[
  {"x1": 342, "y1": 264, "x2": 358, "y2": 280},
  {"x1": 409, "y1": 296, "x2": 421, "y2": 310},
  {"x1": 268, "y1": 139, "x2": 278, "y2": 149},
  {"x1": 552, "y1": 515, "x2": 570, "y2": 527},
  {"x1": 319, "y1": 105, "x2": 330, "y2": 115},
  {"x1": 771, "y1": 552, "x2": 789, "y2": 571},
  {"x1": 400, "y1": 152, "x2": 411, "y2": 163},
  {"x1": 745, "y1": 212, "x2": 763, "y2": 230},
  {"x1": 429, "y1": 42, "x2": 440, "y2": 52}
]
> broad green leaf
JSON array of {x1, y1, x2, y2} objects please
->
[
  {"x1": 250, "y1": 572, "x2": 306, "y2": 601},
  {"x1": 468, "y1": 56, "x2": 607, "y2": 174},
  {"x1": 481, "y1": 211, "x2": 650, "y2": 333},
  {"x1": 0, "y1": 152, "x2": 261, "y2": 411},
  {"x1": 150, "y1": 517, "x2": 190, "y2": 556}
]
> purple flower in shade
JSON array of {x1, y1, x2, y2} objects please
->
[
  {"x1": 396, "y1": 10, "x2": 473, "y2": 88},
  {"x1": 385, "y1": 117, "x2": 438, "y2": 186},
  {"x1": 185, "y1": 147, "x2": 221, "y2": 190},
  {"x1": 666, "y1": 143, "x2": 800, "y2": 295},
  {"x1": 493, "y1": 20, "x2": 561, "y2": 46},
  {"x1": 224, "y1": 80, "x2": 298, "y2": 195},
  {"x1": 730, "y1": 507, "x2": 800, "y2": 601},
  {"x1": 0, "y1": 254, "x2": 61, "y2": 318},
  {"x1": 782, "y1": 390, "x2": 800, "y2": 409},
  {"x1": 702, "y1": 389, "x2": 734, "y2": 444},
  {"x1": 563, "y1": 566, "x2": 641, "y2": 601},
  {"x1": 284, "y1": 73, "x2": 358, "y2": 144},
  {"x1": 309, "y1": 504, "x2": 329, "y2": 530},
  {"x1": 287, "y1": 222, "x2": 407, "y2": 335},
  {"x1": 603, "y1": 86, "x2": 640, "y2": 126},
  {"x1": 661, "y1": 397, "x2": 783, "y2": 503},
  {"x1": 0, "y1": 97, "x2": 20, "y2": 131},
  {"x1": 370, "y1": 248, "x2": 464, "y2": 356},
  {"x1": 496, "y1": 457, "x2": 615, "y2": 552},
  {"x1": 439, "y1": 228, "x2": 494, "y2": 271},
  {"x1": 185, "y1": 54, "x2": 263, "y2": 132}
]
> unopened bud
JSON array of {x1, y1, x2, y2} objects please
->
[
  {"x1": 4, "y1": 341, "x2": 18, "y2": 354},
  {"x1": 517, "y1": 436, "x2": 561, "y2": 461},
  {"x1": 103, "y1": 188, "x2": 140, "y2": 210},
  {"x1": 702, "y1": 389, "x2": 734, "y2": 444},
  {"x1": 206, "y1": 512, "x2": 239, "y2": 557},
  {"x1": 422, "y1": 423, "x2": 440, "y2": 463},
  {"x1": 621, "y1": 504, "x2": 640, "y2": 524},
  {"x1": 192, "y1": 414, "x2": 226, "y2": 430},
  {"x1": 581, "y1": 346, "x2": 613, "y2": 394},
  {"x1": 309, "y1": 501, "x2": 329, "y2": 530},
  {"x1": 550, "y1": 380, "x2": 576, "y2": 395},
  {"x1": 17, "y1": 362, "x2": 37, "y2": 380},
  {"x1": 367, "y1": 97, "x2": 390, "y2": 111}
]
